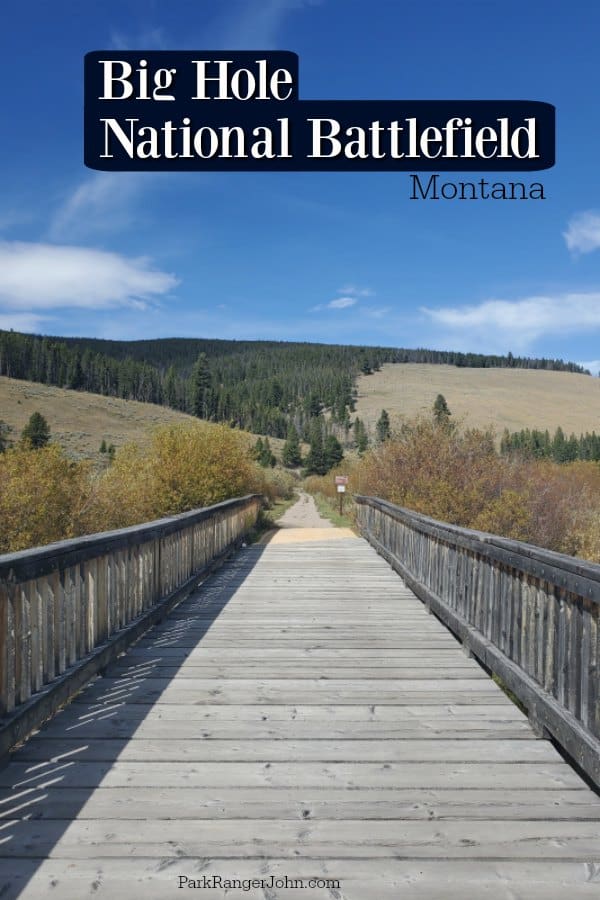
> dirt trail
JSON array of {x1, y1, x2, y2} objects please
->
[
  {"x1": 267, "y1": 491, "x2": 357, "y2": 544},
  {"x1": 276, "y1": 491, "x2": 334, "y2": 529}
]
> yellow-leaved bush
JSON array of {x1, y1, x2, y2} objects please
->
[
  {"x1": 0, "y1": 423, "x2": 279, "y2": 553},
  {"x1": 0, "y1": 444, "x2": 92, "y2": 553},
  {"x1": 88, "y1": 423, "x2": 263, "y2": 530}
]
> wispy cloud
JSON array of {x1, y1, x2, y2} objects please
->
[
  {"x1": 578, "y1": 360, "x2": 600, "y2": 376},
  {"x1": 0, "y1": 241, "x2": 179, "y2": 312},
  {"x1": 311, "y1": 283, "x2": 375, "y2": 313},
  {"x1": 48, "y1": 173, "x2": 149, "y2": 240},
  {"x1": 328, "y1": 296, "x2": 357, "y2": 309},
  {"x1": 311, "y1": 296, "x2": 357, "y2": 312},
  {"x1": 0, "y1": 313, "x2": 51, "y2": 333},
  {"x1": 109, "y1": 26, "x2": 170, "y2": 50},
  {"x1": 339, "y1": 284, "x2": 374, "y2": 298},
  {"x1": 422, "y1": 291, "x2": 600, "y2": 351},
  {"x1": 563, "y1": 211, "x2": 600, "y2": 255},
  {"x1": 221, "y1": 0, "x2": 322, "y2": 48},
  {"x1": 364, "y1": 306, "x2": 391, "y2": 319}
]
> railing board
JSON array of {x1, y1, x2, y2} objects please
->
[
  {"x1": 356, "y1": 495, "x2": 600, "y2": 787},
  {"x1": 0, "y1": 495, "x2": 260, "y2": 746}
]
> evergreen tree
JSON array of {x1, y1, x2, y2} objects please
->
[
  {"x1": 304, "y1": 422, "x2": 328, "y2": 475},
  {"x1": 552, "y1": 426, "x2": 567, "y2": 462},
  {"x1": 99, "y1": 439, "x2": 107, "y2": 454},
  {"x1": 282, "y1": 425, "x2": 302, "y2": 467},
  {"x1": 21, "y1": 412, "x2": 50, "y2": 449},
  {"x1": 107, "y1": 443, "x2": 116, "y2": 463},
  {"x1": 190, "y1": 352, "x2": 211, "y2": 419},
  {"x1": 376, "y1": 409, "x2": 391, "y2": 442},
  {"x1": 252, "y1": 437, "x2": 276, "y2": 467},
  {"x1": 324, "y1": 434, "x2": 344, "y2": 470},
  {"x1": 163, "y1": 365, "x2": 178, "y2": 408},
  {"x1": 260, "y1": 437, "x2": 276, "y2": 468},
  {"x1": 354, "y1": 417, "x2": 369, "y2": 454},
  {"x1": 0, "y1": 420, "x2": 9, "y2": 453},
  {"x1": 433, "y1": 393, "x2": 451, "y2": 425}
]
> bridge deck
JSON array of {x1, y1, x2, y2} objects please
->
[{"x1": 1, "y1": 528, "x2": 599, "y2": 898}]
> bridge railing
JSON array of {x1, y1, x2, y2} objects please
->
[
  {"x1": 0, "y1": 494, "x2": 261, "y2": 753},
  {"x1": 355, "y1": 495, "x2": 600, "y2": 787}
]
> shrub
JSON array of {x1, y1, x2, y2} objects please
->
[
  {"x1": 89, "y1": 423, "x2": 262, "y2": 529},
  {"x1": 0, "y1": 445, "x2": 91, "y2": 552}
]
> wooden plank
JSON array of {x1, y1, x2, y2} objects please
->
[
  {"x1": 2, "y1": 787, "x2": 599, "y2": 822},
  {"x1": 1, "y1": 859, "x2": 599, "y2": 900},
  {"x1": 1, "y1": 523, "x2": 599, "y2": 900},
  {"x1": 1, "y1": 818, "x2": 600, "y2": 859},
  {"x1": 13, "y1": 738, "x2": 560, "y2": 764},
  {"x1": 0, "y1": 760, "x2": 584, "y2": 790}
]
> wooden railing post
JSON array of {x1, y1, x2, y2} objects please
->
[
  {"x1": 0, "y1": 494, "x2": 261, "y2": 752},
  {"x1": 355, "y1": 494, "x2": 600, "y2": 788}
]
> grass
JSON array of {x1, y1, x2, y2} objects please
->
[
  {"x1": 245, "y1": 494, "x2": 299, "y2": 544},
  {"x1": 310, "y1": 491, "x2": 356, "y2": 529},
  {"x1": 355, "y1": 363, "x2": 600, "y2": 440},
  {"x1": 0, "y1": 376, "x2": 289, "y2": 461}
]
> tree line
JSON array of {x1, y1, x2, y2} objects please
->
[
  {"x1": 500, "y1": 427, "x2": 600, "y2": 463},
  {"x1": 0, "y1": 329, "x2": 589, "y2": 447}
]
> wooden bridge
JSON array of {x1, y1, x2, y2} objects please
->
[{"x1": 0, "y1": 494, "x2": 599, "y2": 898}]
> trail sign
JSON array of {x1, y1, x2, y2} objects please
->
[{"x1": 335, "y1": 475, "x2": 349, "y2": 515}]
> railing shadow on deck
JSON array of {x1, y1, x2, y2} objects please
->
[
  {"x1": 0, "y1": 541, "x2": 267, "y2": 898},
  {"x1": 0, "y1": 494, "x2": 262, "y2": 755}
]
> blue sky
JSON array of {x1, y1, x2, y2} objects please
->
[{"x1": 2, "y1": 0, "x2": 600, "y2": 369}]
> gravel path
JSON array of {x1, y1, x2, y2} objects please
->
[{"x1": 276, "y1": 491, "x2": 334, "y2": 529}]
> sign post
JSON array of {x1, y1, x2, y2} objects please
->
[{"x1": 335, "y1": 475, "x2": 349, "y2": 516}]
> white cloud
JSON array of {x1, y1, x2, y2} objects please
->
[
  {"x1": 364, "y1": 306, "x2": 391, "y2": 319},
  {"x1": 563, "y1": 211, "x2": 600, "y2": 255},
  {"x1": 339, "y1": 284, "x2": 374, "y2": 298},
  {"x1": 311, "y1": 296, "x2": 358, "y2": 312},
  {"x1": 109, "y1": 26, "x2": 169, "y2": 50},
  {"x1": 578, "y1": 360, "x2": 600, "y2": 376},
  {"x1": 49, "y1": 173, "x2": 147, "y2": 240},
  {"x1": 422, "y1": 291, "x2": 600, "y2": 350},
  {"x1": 0, "y1": 241, "x2": 179, "y2": 312},
  {"x1": 328, "y1": 296, "x2": 357, "y2": 309},
  {"x1": 310, "y1": 283, "x2": 375, "y2": 313},
  {"x1": 0, "y1": 313, "x2": 51, "y2": 333},
  {"x1": 221, "y1": 0, "x2": 322, "y2": 48}
]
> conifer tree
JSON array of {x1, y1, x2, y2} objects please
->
[
  {"x1": 0, "y1": 421, "x2": 10, "y2": 453},
  {"x1": 376, "y1": 409, "x2": 391, "y2": 442},
  {"x1": 21, "y1": 412, "x2": 50, "y2": 449},
  {"x1": 190, "y1": 352, "x2": 211, "y2": 419},
  {"x1": 324, "y1": 434, "x2": 344, "y2": 470},
  {"x1": 433, "y1": 393, "x2": 451, "y2": 425},
  {"x1": 282, "y1": 425, "x2": 302, "y2": 467},
  {"x1": 354, "y1": 417, "x2": 369, "y2": 454},
  {"x1": 304, "y1": 422, "x2": 328, "y2": 475}
]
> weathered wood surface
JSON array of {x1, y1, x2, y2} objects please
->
[
  {"x1": 0, "y1": 495, "x2": 261, "y2": 754},
  {"x1": 0, "y1": 533, "x2": 599, "y2": 898},
  {"x1": 355, "y1": 495, "x2": 600, "y2": 787}
]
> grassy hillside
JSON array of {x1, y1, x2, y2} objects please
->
[
  {"x1": 0, "y1": 377, "x2": 199, "y2": 459},
  {"x1": 0, "y1": 377, "x2": 293, "y2": 461},
  {"x1": 355, "y1": 364, "x2": 600, "y2": 436}
]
